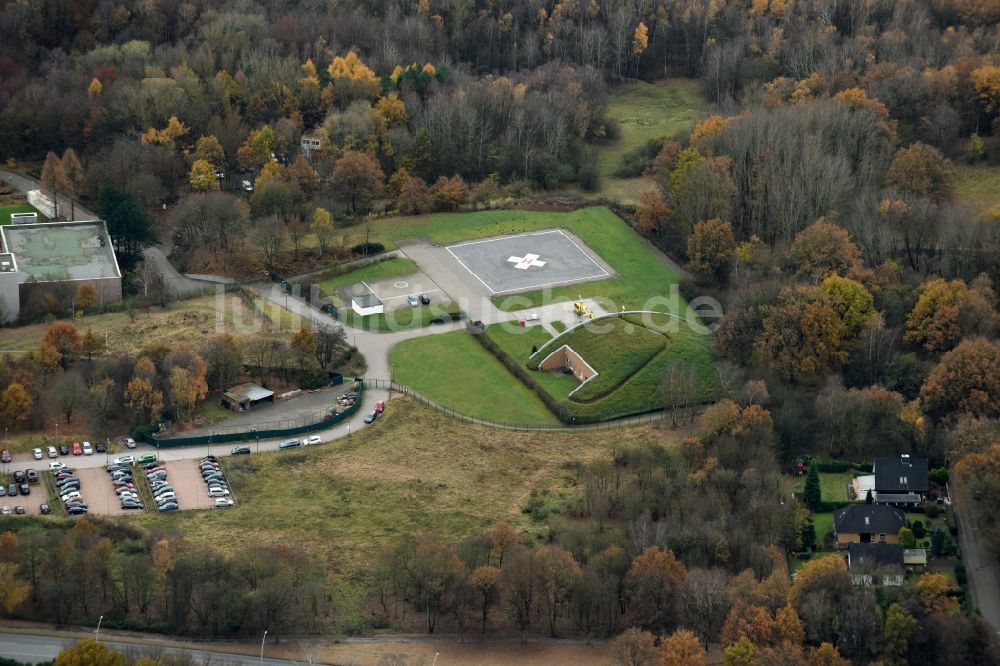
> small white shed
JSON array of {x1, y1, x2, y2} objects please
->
[{"x1": 352, "y1": 293, "x2": 384, "y2": 316}]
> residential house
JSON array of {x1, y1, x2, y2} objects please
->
[
  {"x1": 873, "y1": 455, "x2": 929, "y2": 506},
  {"x1": 300, "y1": 130, "x2": 325, "y2": 160},
  {"x1": 846, "y1": 543, "x2": 905, "y2": 586},
  {"x1": 833, "y1": 504, "x2": 907, "y2": 545}
]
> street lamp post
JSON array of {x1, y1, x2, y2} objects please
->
[
  {"x1": 208, "y1": 431, "x2": 213, "y2": 457},
  {"x1": 253, "y1": 427, "x2": 259, "y2": 453},
  {"x1": 260, "y1": 629, "x2": 268, "y2": 665},
  {"x1": 96, "y1": 615, "x2": 104, "y2": 642}
]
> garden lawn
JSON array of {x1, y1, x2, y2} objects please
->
[
  {"x1": 311, "y1": 256, "x2": 418, "y2": 295},
  {"x1": 820, "y1": 472, "x2": 854, "y2": 502},
  {"x1": 0, "y1": 201, "x2": 42, "y2": 225},
  {"x1": 954, "y1": 164, "x2": 1000, "y2": 218},
  {"x1": 389, "y1": 331, "x2": 560, "y2": 426},
  {"x1": 596, "y1": 79, "x2": 707, "y2": 203},
  {"x1": 813, "y1": 512, "x2": 835, "y2": 544}
]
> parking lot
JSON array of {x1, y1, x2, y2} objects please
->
[
  {"x1": 341, "y1": 272, "x2": 443, "y2": 312},
  {"x1": 76, "y1": 467, "x2": 130, "y2": 516},
  {"x1": 165, "y1": 460, "x2": 221, "y2": 510},
  {"x1": 0, "y1": 470, "x2": 49, "y2": 516}
]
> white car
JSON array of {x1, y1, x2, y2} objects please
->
[
  {"x1": 47, "y1": 446, "x2": 58, "y2": 459},
  {"x1": 49, "y1": 462, "x2": 67, "y2": 471},
  {"x1": 121, "y1": 437, "x2": 136, "y2": 449},
  {"x1": 213, "y1": 498, "x2": 235, "y2": 508},
  {"x1": 82, "y1": 442, "x2": 93, "y2": 455},
  {"x1": 207, "y1": 488, "x2": 230, "y2": 497},
  {"x1": 241, "y1": 179, "x2": 253, "y2": 192},
  {"x1": 113, "y1": 455, "x2": 135, "y2": 465},
  {"x1": 1, "y1": 506, "x2": 10, "y2": 516},
  {"x1": 155, "y1": 492, "x2": 176, "y2": 503},
  {"x1": 303, "y1": 435, "x2": 321, "y2": 446},
  {"x1": 32, "y1": 448, "x2": 43, "y2": 460},
  {"x1": 60, "y1": 491, "x2": 82, "y2": 502}
]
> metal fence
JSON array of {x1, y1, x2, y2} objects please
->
[
  {"x1": 145, "y1": 382, "x2": 364, "y2": 447},
  {"x1": 362, "y1": 377, "x2": 673, "y2": 432}
]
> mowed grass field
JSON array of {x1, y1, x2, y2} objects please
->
[
  {"x1": 389, "y1": 331, "x2": 561, "y2": 426},
  {"x1": 341, "y1": 206, "x2": 690, "y2": 314},
  {"x1": 134, "y1": 398, "x2": 671, "y2": 578},
  {"x1": 819, "y1": 472, "x2": 854, "y2": 502},
  {"x1": 0, "y1": 201, "x2": 42, "y2": 225},
  {"x1": 530, "y1": 317, "x2": 666, "y2": 401},
  {"x1": 596, "y1": 79, "x2": 707, "y2": 203},
  {"x1": 487, "y1": 313, "x2": 717, "y2": 421},
  {"x1": 954, "y1": 164, "x2": 1000, "y2": 218},
  {"x1": 310, "y1": 256, "x2": 418, "y2": 295}
]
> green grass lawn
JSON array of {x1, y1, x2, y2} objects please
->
[
  {"x1": 820, "y1": 472, "x2": 854, "y2": 502},
  {"x1": 0, "y1": 201, "x2": 42, "y2": 225},
  {"x1": 529, "y1": 318, "x2": 666, "y2": 401},
  {"x1": 485, "y1": 312, "x2": 717, "y2": 422},
  {"x1": 389, "y1": 331, "x2": 560, "y2": 426},
  {"x1": 953, "y1": 164, "x2": 1000, "y2": 218},
  {"x1": 310, "y1": 256, "x2": 419, "y2": 295},
  {"x1": 341, "y1": 206, "x2": 692, "y2": 316},
  {"x1": 813, "y1": 512, "x2": 835, "y2": 543},
  {"x1": 595, "y1": 79, "x2": 707, "y2": 203}
]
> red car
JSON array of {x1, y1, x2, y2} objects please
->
[
  {"x1": 374, "y1": 400, "x2": 385, "y2": 414},
  {"x1": 71, "y1": 442, "x2": 83, "y2": 456}
]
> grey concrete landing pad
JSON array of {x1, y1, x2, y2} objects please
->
[{"x1": 445, "y1": 229, "x2": 612, "y2": 294}]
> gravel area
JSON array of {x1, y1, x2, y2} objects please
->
[
  {"x1": 164, "y1": 461, "x2": 214, "y2": 510},
  {"x1": 76, "y1": 467, "x2": 129, "y2": 516}
]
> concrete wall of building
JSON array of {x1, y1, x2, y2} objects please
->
[
  {"x1": 538, "y1": 345, "x2": 597, "y2": 382},
  {"x1": 0, "y1": 271, "x2": 21, "y2": 323},
  {"x1": 27, "y1": 190, "x2": 56, "y2": 219},
  {"x1": 837, "y1": 533, "x2": 899, "y2": 546},
  {"x1": 18, "y1": 276, "x2": 121, "y2": 316}
]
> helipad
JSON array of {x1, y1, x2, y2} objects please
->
[{"x1": 445, "y1": 229, "x2": 612, "y2": 294}]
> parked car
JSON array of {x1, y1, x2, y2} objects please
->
[
  {"x1": 0, "y1": 449, "x2": 10, "y2": 463},
  {"x1": 95, "y1": 441, "x2": 107, "y2": 453},
  {"x1": 7, "y1": 484, "x2": 16, "y2": 497},
  {"x1": 121, "y1": 437, "x2": 137, "y2": 449},
  {"x1": 47, "y1": 447, "x2": 58, "y2": 459},
  {"x1": 71, "y1": 442, "x2": 82, "y2": 456},
  {"x1": 18, "y1": 484, "x2": 29, "y2": 496},
  {"x1": 32, "y1": 448, "x2": 43, "y2": 460},
  {"x1": 231, "y1": 446, "x2": 251, "y2": 455},
  {"x1": 25, "y1": 469, "x2": 38, "y2": 483},
  {"x1": 420, "y1": 294, "x2": 431, "y2": 305},
  {"x1": 279, "y1": 439, "x2": 301, "y2": 449},
  {"x1": 68, "y1": 506, "x2": 88, "y2": 515},
  {"x1": 407, "y1": 294, "x2": 419, "y2": 307},
  {"x1": 13, "y1": 471, "x2": 25, "y2": 484},
  {"x1": 39, "y1": 503, "x2": 51, "y2": 515},
  {"x1": 113, "y1": 455, "x2": 136, "y2": 465},
  {"x1": 208, "y1": 488, "x2": 230, "y2": 497},
  {"x1": 59, "y1": 445, "x2": 69, "y2": 456},
  {"x1": 82, "y1": 442, "x2": 93, "y2": 455},
  {"x1": 14, "y1": 506, "x2": 25, "y2": 515},
  {"x1": 214, "y1": 498, "x2": 235, "y2": 508},
  {"x1": 241, "y1": 179, "x2": 253, "y2": 192},
  {"x1": 364, "y1": 411, "x2": 378, "y2": 424},
  {"x1": 375, "y1": 400, "x2": 385, "y2": 413},
  {"x1": 304, "y1": 435, "x2": 322, "y2": 445},
  {"x1": 137, "y1": 453, "x2": 157, "y2": 465},
  {"x1": 2, "y1": 506, "x2": 11, "y2": 515}
]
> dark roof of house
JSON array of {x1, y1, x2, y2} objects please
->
[
  {"x1": 847, "y1": 543, "x2": 904, "y2": 569},
  {"x1": 834, "y1": 504, "x2": 907, "y2": 535},
  {"x1": 874, "y1": 456, "x2": 928, "y2": 493}
]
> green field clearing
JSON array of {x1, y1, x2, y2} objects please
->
[
  {"x1": 135, "y1": 398, "x2": 673, "y2": 595},
  {"x1": 389, "y1": 331, "x2": 560, "y2": 426},
  {"x1": 820, "y1": 472, "x2": 855, "y2": 502},
  {"x1": 595, "y1": 79, "x2": 707, "y2": 203},
  {"x1": 310, "y1": 256, "x2": 419, "y2": 295},
  {"x1": 954, "y1": 164, "x2": 1000, "y2": 218},
  {"x1": 0, "y1": 201, "x2": 42, "y2": 225},
  {"x1": 530, "y1": 318, "x2": 666, "y2": 401}
]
